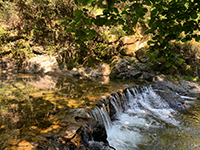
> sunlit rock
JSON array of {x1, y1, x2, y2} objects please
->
[
  {"x1": 90, "y1": 70, "x2": 99, "y2": 78},
  {"x1": 22, "y1": 55, "x2": 60, "y2": 74},
  {"x1": 97, "y1": 63, "x2": 110, "y2": 76},
  {"x1": 17, "y1": 140, "x2": 35, "y2": 149}
]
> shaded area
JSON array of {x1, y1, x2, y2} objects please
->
[{"x1": 0, "y1": 74, "x2": 137, "y2": 149}]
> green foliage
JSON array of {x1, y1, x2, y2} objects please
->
[
  {"x1": 110, "y1": 25, "x2": 126, "y2": 38},
  {"x1": 63, "y1": 0, "x2": 200, "y2": 67}
]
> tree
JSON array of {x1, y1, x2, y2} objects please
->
[{"x1": 62, "y1": 0, "x2": 200, "y2": 68}]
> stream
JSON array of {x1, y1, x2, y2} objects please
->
[
  {"x1": 92, "y1": 86, "x2": 200, "y2": 150},
  {"x1": 0, "y1": 74, "x2": 200, "y2": 150}
]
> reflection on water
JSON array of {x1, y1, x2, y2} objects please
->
[
  {"x1": 0, "y1": 74, "x2": 137, "y2": 149},
  {"x1": 0, "y1": 74, "x2": 200, "y2": 150},
  {"x1": 144, "y1": 99, "x2": 200, "y2": 150}
]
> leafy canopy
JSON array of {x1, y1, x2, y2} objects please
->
[{"x1": 62, "y1": 0, "x2": 200, "y2": 68}]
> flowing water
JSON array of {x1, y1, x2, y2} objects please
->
[
  {"x1": 0, "y1": 74, "x2": 200, "y2": 150},
  {"x1": 0, "y1": 74, "x2": 137, "y2": 149},
  {"x1": 92, "y1": 86, "x2": 200, "y2": 150}
]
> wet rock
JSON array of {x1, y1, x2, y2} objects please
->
[
  {"x1": 122, "y1": 36, "x2": 146, "y2": 57},
  {"x1": 179, "y1": 80, "x2": 200, "y2": 96},
  {"x1": 75, "y1": 144, "x2": 87, "y2": 150},
  {"x1": 141, "y1": 72, "x2": 155, "y2": 82},
  {"x1": 79, "y1": 122, "x2": 108, "y2": 149},
  {"x1": 62, "y1": 126, "x2": 82, "y2": 140},
  {"x1": 59, "y1": 120, "x2": 69, "y2": 127},
  {"x1": 90, "y1": 123, "x2": 108, "y2": 144},
  {"x1": 136, "y1": 62, "x2": 152, "y2": 72},
  {"x1": 153, "y1": 77, "x2": 188, "y2": 95},
  {"x1": 87, "y1": 141, "x2": 110, "y2": 150},
  {"x1": 153, "y1": 75, "x2": 165, "y2": 82},
  {"x1": 154, "y1": 87, "x2": 190, "y2": 111},
  {"x1": 68, "y1": 108, "x2": 91, "y2": 119}
]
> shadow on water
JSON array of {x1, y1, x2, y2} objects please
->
[
  {"x1": 1, "y1": 73, "x2": 200, "y2": 150},
  {"x1": 0, "y1": 73, "x2": 141, "y2": 149}
]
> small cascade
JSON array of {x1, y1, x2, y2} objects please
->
[
  {"x1": 91, "y1": 85, "x2": 181, "y2": 150},
  {"x1": 92, "y1": 103, "x2": 112, "y2": 130},
  {"x1": 110, "y1": 93, "x2": 123, "y2": 117}
]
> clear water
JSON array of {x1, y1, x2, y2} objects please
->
[
  {"x1": 94, "y1": 86, "x2": 200, "y2": 150},
  {"x1": 0, "y1": 74, "x2": 138, "y2": 149},
  {"x1": 0, "y1": 74, "x2": 200, "y2": 150}
]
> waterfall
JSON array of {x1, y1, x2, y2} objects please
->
[
  {"x1": 92, "y1": 103, "x2": 112, "y2": 130},
  {"x1": 91, "y1": 85, "x2": 180, "y2": 150},
  {"x1": 110, "y1": 93, "x2": 122, "y2": 117}
]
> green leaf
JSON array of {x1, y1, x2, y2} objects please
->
[
  {"x1": 61, "y1": 21, "x2": 68, "y2": 25},
  {"x1": 177, "y1": 58, "x2": 184, "y2": 64},
  {"x1": 124, "y1": 5, "x2": 129, "y2": 11},
  {"x1": 144, "y1": 0, "x2": 151, "y2": 6},
  {"x1": 151, "y1": 9, "x2": 157, "y2": 17},
  {"x1": 69, "y1": 21, "x2": 76, "y2": 27},
  {"x1": 74, "y1": 10, "x2": 83, "y2": 17},
  {"x1": 63, "y1": 17, "x2": 73, "y2": 20},
  {"x1": 165, "y1": 61, "x2": 172, "y2": 68},
  {"x1": 78, "y1": 0, "x2": 93, "y2": 5},
  {"x1": 65, "y1": 28, "x2": 72, "y2": 32},
  {"x1": 94, "y1": 16, "x2": 107, "y2": 26},
  {"x1": 76, "y1": 20, "x2": 83, "y2": 27},
  {"x1": 84, "y1": 18, "x2": 92, "y2": 26},
  {"x1": 118, "y1": 18, "x2": 125, "y2": 25},
  {"x1": 145, "y1": 28, "x2": 155, "y2": 34},
  {"x1": 78, "y1": 0, "x2": 84, "y2": 3},
  {"x1": 83, "y1": 8, "x2": 89, "y2": 12},
  {"x1": 172, "y1": 65, "x2": 177, "y2": 70},
  {"x1": 123, "y1": 26, "x2": 129, "y2": 31},
  {"x1": 151, "y1": 56, "x2": 157, "y2": 62},
  {"x1": 191, "y1": 11, "x2": 198, "y2": 19},
  {"x1": 195, "y1": 35, "x2": 200, "y2": 42},
  {"x1": 147, "y1": 40, "x2": 154, "y2": 45},
  {"x1": 132, "y1": 18, "x2": 138, "y2": 26},
  {"x1": 87, "y1": 30, "x2": 96, "y2": 40},
  {"x1": 75, "y1": 39, "x2": 82, "y2": 44},
  {"x1": 113, "y1": 8, "x2": 119, "y2": 13},
  {"x1": 107, "y1": 0, "x2": 115, "y2": 9},
  {"x1": 105, "y1": 20, "x2": 111, "y2": 26},
  {"x1": 145, "y1": 51, "x2": 151, "y2": 57}
]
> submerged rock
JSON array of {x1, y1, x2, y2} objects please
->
[{"x1": 152, "y1": 84, "x2": 190, "y2": 111}]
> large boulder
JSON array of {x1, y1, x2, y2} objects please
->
[
  {"x1": 22, "y1": 55, "x2": 60, "y2": 74},
  {"x1": 110, "y1": 58, "x2": 142, "y2": 79}
]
